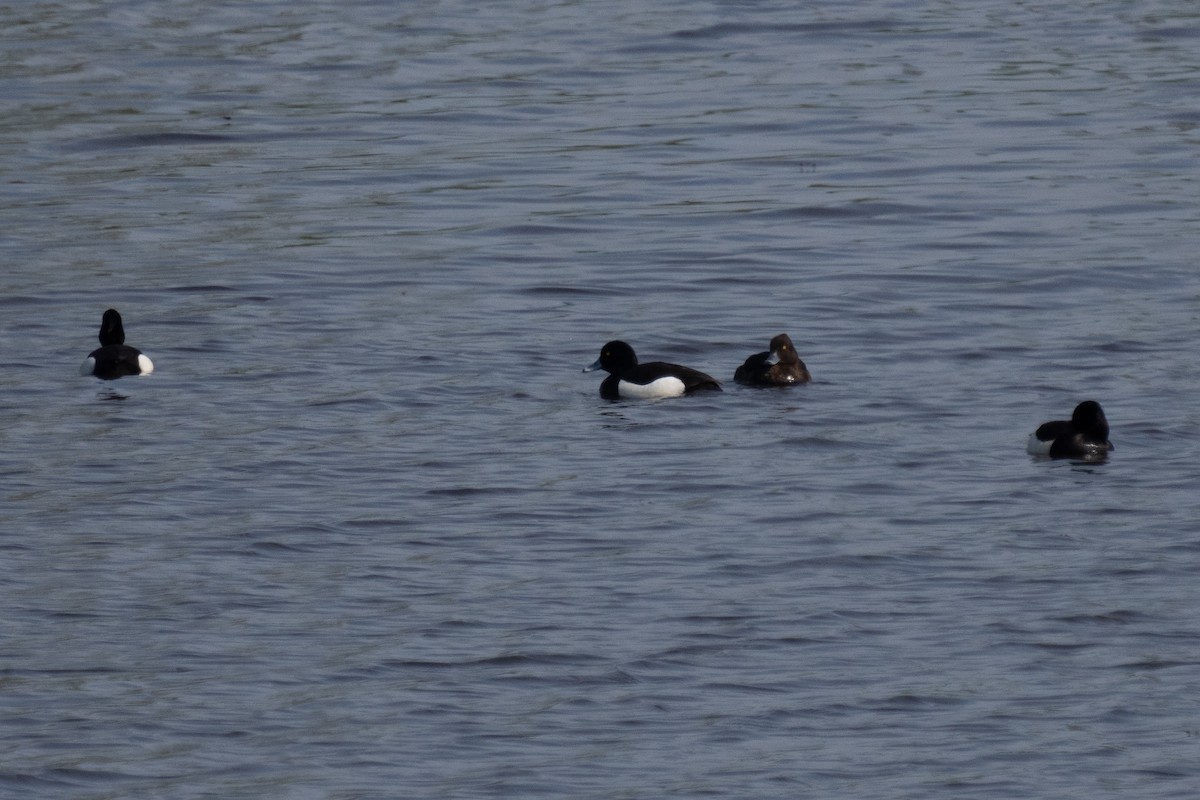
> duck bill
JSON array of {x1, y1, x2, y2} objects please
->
[{"x1": 582, "y1": 357, "x2": 603, "y2": 373}]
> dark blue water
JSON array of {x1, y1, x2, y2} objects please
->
[{"x1": 3, "y1": 1, "x2": 1200, "y2": 798}]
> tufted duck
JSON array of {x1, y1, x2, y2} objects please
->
[
  {"x1": 1026, "y1": 400, "x2": 1113, "y2": 459},
  {"x1": 80, "y1": 308, "x2": 155, "y2": 379},
  {"x1": 734, "y1": 333, "x2": 811, "y2": 386},
  {"x1": 584, "y1": 340, "x2": 721, "y2": 399}
]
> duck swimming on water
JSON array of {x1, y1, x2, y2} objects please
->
[
  {"x1": 1026, "y1": 400, "x2": 1113, "y2": 459},
  {"x1": 734, "y1": 333, "x2": 811, "y2": 387},
  {"x1": 80, "y1": 308, "x2": 154, "y2": 380},
  {"x1": 584, "y1": 340, "x2": 721, "y2": 400}
]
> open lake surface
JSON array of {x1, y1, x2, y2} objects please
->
[{"x1": 3, "y1": 1, "x2": 1200, "y2": 797}]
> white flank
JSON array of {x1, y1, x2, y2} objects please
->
[
  {"x1": 618, "y1": 376, "x2": 686, "y2": 399},
  {"x1": 138, "y1": 354, "x2": 155, "y2": 375},
  {"x1": 79, "y1": 357, "x2": 96, "y2": 376},
  {"x1": 1026, "y1": 433, "x2": 1053, "y2": 455}
]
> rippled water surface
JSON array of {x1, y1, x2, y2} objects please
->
[{"x1": 3, "y1": 1, "x2": 1200, "y2": 798}]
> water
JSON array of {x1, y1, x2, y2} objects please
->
[{"x1": 3, "y1": 1, "x2": 1200, "y2": 797}]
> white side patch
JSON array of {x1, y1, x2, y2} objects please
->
[
  {"x1": 618, "y1": 376, "x2": 686, "y2": 399},
  {"x1": 79, "y1": 357, "x2": 96, "y2": 376},
  {"x1": 138, "y1": 354, "x2": 155, "y2": 375},
  {"x1": 1026, "y1": 433, "x2": 1053, "y2": 455}
]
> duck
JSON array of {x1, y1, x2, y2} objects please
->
[
  {"x1": 1026, "y1": 400, "x2": 1113, "y2": 459},
  {"x1": 583, "y1": 340, "x2": 721, "y2": 399},
  {"x1": 80, "y1": 308, "x2": 154, "y2": 379},
  {"x1": 734, "y1": 333, "x2": 811, "y2": 386}
]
